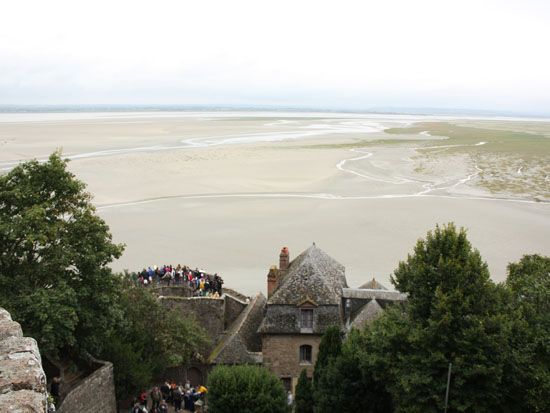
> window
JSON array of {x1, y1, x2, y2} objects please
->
[
  {"x1": 301, "y1": 309, "x2": 313, "y2": 329},
  {"x1": 299, "y1": 345, "x2": 312, "y2": 364},
  {"x1": 281, "y1": 377, "x2": 292, "y2": 392}
]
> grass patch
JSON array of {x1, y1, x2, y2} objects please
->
[{"x1": 385, "y1": 122, "x2": 550, "y2": 157}]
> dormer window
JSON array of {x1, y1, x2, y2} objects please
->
[{"x1": 301, "y1": 309, "x2": 313, "y2": 329}]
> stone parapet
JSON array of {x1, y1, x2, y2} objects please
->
[
  {"x1": 57, "y1": 357, "x2": 116, "y2": 413},
  {"x1": 0, "y1": 307, "x2": 48, "y2": 413}
]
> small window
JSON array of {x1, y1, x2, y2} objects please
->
[
  {"x1": 301, "y1": 309, "x2": 313, "y2": 329},
  {"x1": 281, "y1": 377, "x2": 292, "y2": 392},
  {"x1": 299, "y1": 345, "x2": 312, "y2": 363}
]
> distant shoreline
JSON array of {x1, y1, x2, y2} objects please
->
[{"x1": 0, "y1": 104, "x2": 549, "y2": 120}]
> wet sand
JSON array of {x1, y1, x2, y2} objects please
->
[{"x1": 1, "y1": 111, "x2": 548, "y2": 295}]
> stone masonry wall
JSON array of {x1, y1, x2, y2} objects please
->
[
  {"x1": 261, "y1": 334, "x2": 320, "y2": 391},
  {"x1": 57, "y1": 359, "x2": 116, "y2": 413},
  {"x1": 160, "y1": 297, "x2": 225, "y2": 353},
  {"x1": 0, "y1": 307, "x2": 48, "y2": 413}
]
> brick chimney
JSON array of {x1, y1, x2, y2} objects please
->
[
  {"x1": 267, "y1": 265, "x2": 278, "y2": 297},
  {"x1": 279, "y1": 247, "x2": 289, "y2": 271},
  {"x1": 267, "y1": 247, "x2": 290, "y2": 297}
]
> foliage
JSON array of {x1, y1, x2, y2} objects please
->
[
  {"x1": 207, "y1": 365, "x2": 287, "y2": 413},
  {"x1": 312, "y1": 326, "x2": 342, "y2": 412},
  {"x1": 307, "y1": 226, "x2": 548, "y2": 413},
  {"x1": 294, "y1": 369, "x2": 313, "y2": 413},
  {"x1": 0, "y1": 152, "x2": 124, "y2": 355},
  {"x1": 0, "y1": 153, "x2": 209, "y2": 401},
  {"x1": 310, "y1": 327, "x2": 393, "y2": 413},
  {"x1": 367, "y1": 223, "x2": 511, "y2": 412},
  {"x1": 333, "y1": 329, "x2": 392, "y2": 413},
  {"x1": 313, "y1": 325, "x2": 342, "y2": 384},
  {"x1": 100, "y1": 276, "x2": 210, "y2": 400},
  {"x1": 503, "y1": 255, "x2": 550, "y2": 412}
]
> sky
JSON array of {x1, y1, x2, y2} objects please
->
[{"x1": 1, "y1": 0, "x2": 549, "y2": 114}]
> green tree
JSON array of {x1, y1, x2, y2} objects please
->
[
  {"x1": 207, "y1": 365, "x2": 287, "y2": 413},
  {"x1": 0, "y1": 152, "x2": 124, "y2": 355},
  {"x1": 101, "y1": 276, "x2": 209, "y2": 401},
  {"x1": 0, "y1": 153, "x2": 209, "y2": 402},
  {"x1": 312, "y1": 325, "x2": 342, "y2": 413},
  {"x1": 313, "y1": 325, "x2": 342, "y2": 384},
  {"x1": 367, "y1": 223, "x2": 510, "y2": 412},
  {"x1": 504, "y1": 255, "x2": 550, "y2": 412},
  {"x1": 294, "y1": 369, "x2": 313, "y2": 413},
  {"x1": 333, "y1": 329, "x2": 393, "y2": 413}
]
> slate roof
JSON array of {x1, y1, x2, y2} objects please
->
[
  {"x1": 208, "y1": 293, "x2": 266, "y2": 364},
  {"x1": 359, "y1": 278, "x2": 387, "y2": 290},
  {"x1": 349, "y1": 299, "x2": 383, "y2": 329},
  {"x1": 268, "y1": 244, "x2": 348, "y2": 306}
]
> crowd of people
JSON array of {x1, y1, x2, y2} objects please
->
[
  {"x1": 133, "y1": 264, "x2": 224, "y2": 297},
  {"x1": 131, "y1": 380, "x2": 207, "y2": 413}
]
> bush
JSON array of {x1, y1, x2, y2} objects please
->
[{"x1": 207, "y1": 365, "x2": 287, "y2": 413}]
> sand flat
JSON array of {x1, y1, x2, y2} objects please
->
[{"x1": 1, "y1": 111, "x2": 548, "y2": 295}]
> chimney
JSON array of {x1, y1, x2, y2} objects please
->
[
  {"x1": 267, "y1": 247, "x2": 290, "y2": 298},
  {"x1": 267, "y1": 265, "x2": 278, "y2": 297},
  {"x1": 279, "y1": 247, "x2": 289, "y2": 271}
]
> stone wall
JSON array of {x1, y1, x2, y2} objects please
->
[
  {"x1": 160, "y1": 296, "x2": 225, "y2": 352},
  {"x1": 57, "y1": 358, "x2": 116, "y2": 413},
  {"x1": 154, "y1": 285, "x2": 193, "y2": 298},
  {"x1": 261, "y1": 334, "x2": 320, "y2": 391},
  {"x1": 0, "y1": 307, "x2": 48, "y2": 413}
]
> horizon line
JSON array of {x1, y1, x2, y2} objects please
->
[{"x1": 0, "y1": 103, "x2": 549, "y2": 119}]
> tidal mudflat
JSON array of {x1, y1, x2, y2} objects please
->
[{"x1": 1, "y1": 111, "x2": 548, "y2": 295}]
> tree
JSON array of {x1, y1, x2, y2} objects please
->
[
  {"x1": 313, "y1": 325, "x2": 342, "y2": 384},
  {"x1": 309, "y1": 327, "x2": 393, "y2": 413},
  {"x1": 332, "y1": 329, "x2": 393, "y2": 413},
  {"x1": 294, "y1": 369, "x2": 313, "y2": 413},
  {"x1": 367, "y1": 223, "x2": 510, "y2": 412},
  {"x1": 101, "y1": 276, "x2": 209, "y2": 401},
  {"x1": 207, "y1": 365, "x2": 287, "y2": 413},
  {"x1": 312, "y1": 325, "x2": 342, "y2": 413},
  {"x1": 504, "y1": 255, "x2": 550, "y2": 412},
  {"x1": 0, "y1": 152, "x2": 124, "y2": 355},
  {"x1": 0, "y1": 153, "x2": 209, "y2": 402}
]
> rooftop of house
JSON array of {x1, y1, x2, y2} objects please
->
[{"x1": 268, "y1": 244, "x2": 348, "y2": 306}]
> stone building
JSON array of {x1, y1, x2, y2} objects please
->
[
  {"x1": 158, "y1": 244, "x2": 406, "y2": 393},
  {"x1": 258, "y1": 244, "x2": 347, "y2": 391},
  {"x1": 258, "y1": 244, "x2": 406, "y2": 391}
]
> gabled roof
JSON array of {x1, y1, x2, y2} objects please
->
[
  {"x1": 268, "y1": 244, "x2": 348, "y2": 305},
  {"x1": 359, "y1": 278, "x2": 388, "y2": 290}
]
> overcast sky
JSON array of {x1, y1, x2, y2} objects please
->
[{"x1": 1, "y1": 0, "x2": 549, "y2": 114}]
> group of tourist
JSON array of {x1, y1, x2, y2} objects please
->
[
  {"x1": 133, "y1": 264, "x2": 224, "y2": 297},
  {"x1": 131, "y1": 380, "x2": 207, "y2": 413}
]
